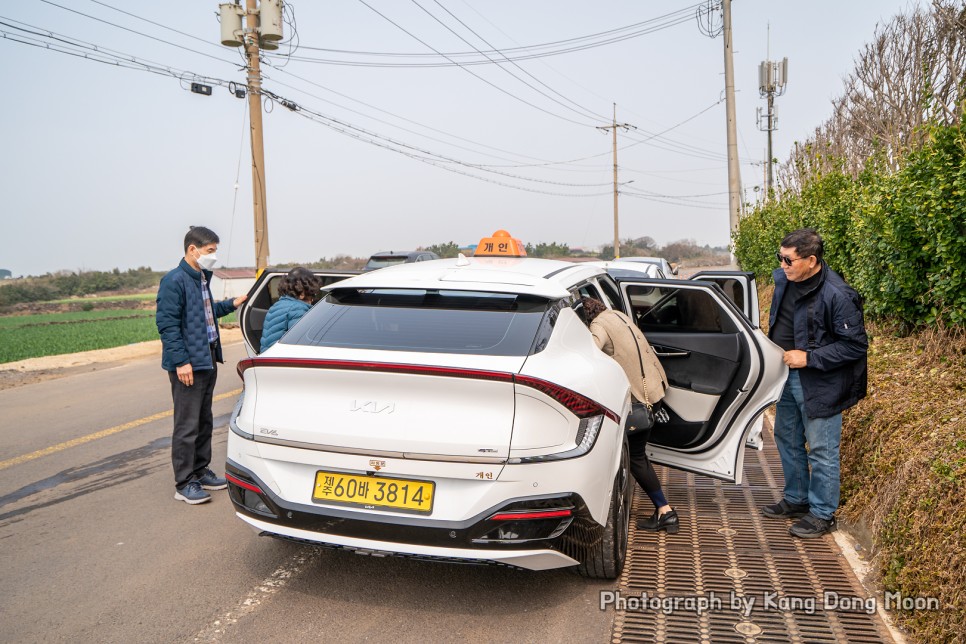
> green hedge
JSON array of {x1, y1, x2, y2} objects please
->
[
  {"x1": 0, "y1": 267, "x2": 163, "y2": 307},
  {"x1": 734, "y1": 120, "x2": 966, "y2": 328}
]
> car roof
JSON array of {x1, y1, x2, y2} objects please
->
[
  {"x1": 580, "y1": 260, "x2": 661, "y2": 278},
  {"x1": 369, "y1": 251, "x2": 426, "y2": 258},
  {"x1": 326, "y1": 257, "x2": 605, "y2": 298},
  {"x1": 614, "y1": 256, "x2": 666, "y2": 265}
]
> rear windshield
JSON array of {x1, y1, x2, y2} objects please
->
[
  {"x1": 365, "y1": 256, "x2": 409, "y2": 269},
  {"x1": 283, "y1": 288, "x2": 551, "y2": 356}
]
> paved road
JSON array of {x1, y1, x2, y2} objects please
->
[{"x1": 0, "y1": 342, "x2": 614, "y2": 643}]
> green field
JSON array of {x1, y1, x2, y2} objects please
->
[
  {"x1": 0, "y1": 309, "x2": 238, "y2": 363},
  {"x1": 46, "y1": 293, "x2": 157, "y2": 305}
]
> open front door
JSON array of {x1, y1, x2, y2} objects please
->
[
  {"x1": 238, "y1": 270, "x2": 360, "y2": 356},
  {"x1": 616, "y1": 278, "x2": 786, "y2": 483}
]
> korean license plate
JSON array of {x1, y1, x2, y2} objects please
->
[{"x1": 312, "y1": 471, "x2": 435, "y2": 514}]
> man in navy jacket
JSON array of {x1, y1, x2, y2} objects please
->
[
  {"x1": 156, "y1": 226, "x2": 247, "y2": 505},
  {"x1": 761, "y1": 228, "x2": 868, "y2": 537}
]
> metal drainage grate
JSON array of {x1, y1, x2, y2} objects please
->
[{"x1": 613, "y1": 424, "x2": 895, "y2": 643}]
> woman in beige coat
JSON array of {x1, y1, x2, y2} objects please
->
[{"x1": 582, "y1": 298, "x2": 679, "y2": 533}]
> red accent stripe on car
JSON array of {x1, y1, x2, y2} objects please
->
[
  {"x1": 489, "y1": 509, "x2": 573, "y2": 521},
  {"x1": 225, "y1": 473, "x2": 264, "y2": 494},
  {"x1": 236, "y1": 358, "x2": 618, "y2": 423}
]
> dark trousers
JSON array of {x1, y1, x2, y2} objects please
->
[
  {"x1": 628, "y1": 426, "x2": 663, "y2": 497},
  {"x1": 168, "y1": 357, "x2": 218, "y2": 488}
]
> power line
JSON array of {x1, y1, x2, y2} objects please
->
[
  {"x1": 259, "y1": 87, "x2": 613, "y2": 189},
  {"x1": 271, "y1": 4, "x2": 701, "y2": 66},
  {"x1": 275, "y1": 95, "x2": 612, "y2": 197},
  {"x1": 36, "y1": 0, "x2": 240, "y2": 67},
  {"x1": 354, "y1": 0, "x2": 596, "y2": 127},
  {"x1": 84, "y1": 0, "x2": 218, "y2": 49},
  {"x1": 407, "y1": 0, "x2": 608, "y2": 124},
  {"x1": 0, "y1": 18, "x2": 232, "y2": 88},
  {"x1": 621, "y1": 191, "x2": 726, "y2": 210},
  {"x1": 33, "y1": 0, "x2": 586, "y2": 169},
  {"x1": 471, "y1": 98, "x2": 726, "y2": 168}
]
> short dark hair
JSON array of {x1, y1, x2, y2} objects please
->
[
  {"x1": 581, "y1": 297, "x2": 608, "y2": 323},
  {"x1": 781, "y1": 228, "x2": 824, "y2": 262},
  {"x1": 184, "y1": 226, "x2": 220, "y2": 253},
  {"x1": 279, "y1": 267, "x2": 321, "y2": 300}
]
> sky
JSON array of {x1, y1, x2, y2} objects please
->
[{"x1": 0, "y1": 0, "x2": 922, "y2": 276}]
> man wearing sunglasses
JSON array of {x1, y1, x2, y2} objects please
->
[{"x1": 761, "y1": 228, "x2": 868, "y2": 538}]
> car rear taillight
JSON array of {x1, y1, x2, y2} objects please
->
[
  {"x1": 488, "y1": 509, "x2": 572, "y2": 521},
  {"x1": 514, "y1": 374, "x2": 619, "y2": 423},
  {"x1": 473, "y1": 507, "x2": 575, "y2": 543},
  {"x1": 226, "y1": 473, "x2": 276, "y2": 517},
  {"x1": 226, "y1": 473, "x2": 263, "y2": 494}
]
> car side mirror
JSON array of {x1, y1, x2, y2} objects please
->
[{"x1": 670, "y1": 263, "x2": 680, "y2": 275}]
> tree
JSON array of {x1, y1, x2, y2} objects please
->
[
  {"x1": 525, "y1": 242, "x2": 571, "y2": 258},
  {"x1": 421, "y1": 242, "x2": 461, "y2": 258},
  {"x1": 777, "y1": 1, "x2": 965, "y2": 194}
]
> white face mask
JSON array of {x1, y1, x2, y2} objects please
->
[{"x1": 195, "y1": 250, "x2": 217, "y2": 270}]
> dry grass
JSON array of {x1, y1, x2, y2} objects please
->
[{"x1": 759, "y1": 283, "x2": 966, "y2": 641}]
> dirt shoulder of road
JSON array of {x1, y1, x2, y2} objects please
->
[{"x1": 0, "y1": 327, "x2": 244, "y2": 391}]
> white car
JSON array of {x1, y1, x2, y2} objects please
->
[
  {"x1": 581, "y1": 259, "x2": 665, "y2": 280},
  {"x1": 231, "y1": 257, "x2": 785, "y2": 578},
  {"x1": 614, "y1": 256, "x2": 679, "y2": 278}
]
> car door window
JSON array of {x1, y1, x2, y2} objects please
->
[
  {"x1": 573, "y1": 281, "x2": 605, "y2": 303},
  {"x1": 689, "y1": 271, "x2": 758, "y2": 326},
  {"x1": 595, "y1": 275, "x2": 625, "y2": 313},
  {"x1": 631, "y1": 286, "x2": 738, "y2": 334}
]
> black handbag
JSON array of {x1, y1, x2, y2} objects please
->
[
  {"x1": 626, "y1": 401, "x2": 656, "y2": 435},
  {"x1": 619, "y1": 316, "x2": 655, "y2": 435}
]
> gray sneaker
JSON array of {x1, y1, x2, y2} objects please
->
[
  {"x1": 175, "y1": 481, "x2": 212, "y2": 505},
  {"x1": 198, "y1": 468, "x2": 228, "y2": 491}
]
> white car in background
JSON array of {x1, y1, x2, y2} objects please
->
[
  {"x1": 231, "y1": 257, "x2": 785, "y2": 578},
  {"x1": 582, "y1": 259, "x2": 665, "y2": 281},
  {"x1": 614, "y1": 256, "x2": 679, "y2": 278}
]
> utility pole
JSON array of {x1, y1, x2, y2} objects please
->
[
  {"x1": 219, "y1": 1, "x2": 283, "y2": 272},
  {"x1": 758, "y1": 46, "x2": 788, "y2": 200},
  {"x1": 722, "y1": 0, "x2": 742, "y2": 241},
  {"x1": 244, "y1": 0, "x2": 269, "y2": 272},
  {"x1": 597, "y1": 104, "x2": 634, "y2": 260}
]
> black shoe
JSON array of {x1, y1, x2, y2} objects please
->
[
  {"x1": 789, "y1": 513, "x2": 836, "y2": 538},
  {"x1": 198, "y1": 468, "x2": 228, "y2": 491},
  {"x1": 638, "y1": 509, "x2": 679, "y2": 533},
  {"x1": 761, "y1": 499, "x2": 809, "y2": 519}
]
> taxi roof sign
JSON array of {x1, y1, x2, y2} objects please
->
[{"x1": 473, "y1": 230, "x2": 527, "y2": 257}]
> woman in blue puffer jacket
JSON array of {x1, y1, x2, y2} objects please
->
[{"x1": 259, "y1": 267, "x2": 321, "y2": 352}]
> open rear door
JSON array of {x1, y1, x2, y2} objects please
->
[
  {"x1": 616, "y1": 279, "x2": 786, "y2": 483},
  {"x1": 238, "y1": 270, "x2": 360, "y2": 356}
]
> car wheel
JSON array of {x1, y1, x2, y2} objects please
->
[{"x1": 575, "y1": 438, "x2": 631, "y2": 579}]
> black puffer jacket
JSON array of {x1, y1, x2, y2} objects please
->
[{"x1": 769, "y1": 264, "x2": 868, "y2": 418}]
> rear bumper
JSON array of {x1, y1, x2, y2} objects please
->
[
  {"x1": 227, "y1": 461, "x2": 601, "y2": 571},
  {"x1": 238, "y1": 514, "x2": 579, "y2": 571}
]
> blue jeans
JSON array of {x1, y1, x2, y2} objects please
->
[{"x1": 773, "y1": 370, "x2": 842, "y2": 520}]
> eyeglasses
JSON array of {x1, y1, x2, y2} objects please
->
[{"x1": 776, "y1": 252, "x2": 808, "y2": 267}]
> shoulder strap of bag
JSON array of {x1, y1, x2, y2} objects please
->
[{"x1": 616, "y1": 313, "x2": 651, "y2": 409}]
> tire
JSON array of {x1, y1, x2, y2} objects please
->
[{"x1": 575, "y1": 438, "x2": 631, "y2": 579}]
